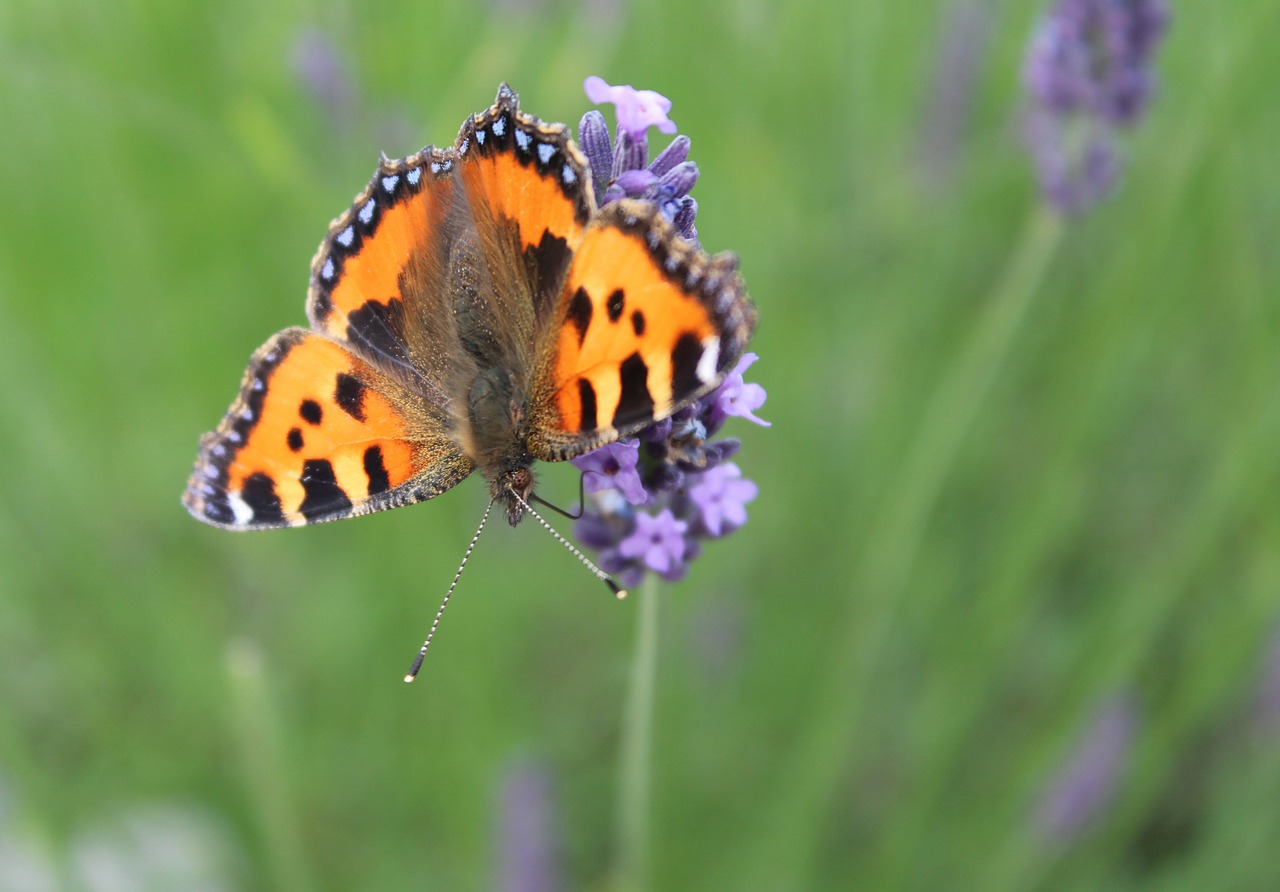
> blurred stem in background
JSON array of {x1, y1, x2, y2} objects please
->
[
  {"x1": 752, "y1": 205, "x2": 1065, "y2": 886},
  {"x1": 612, "y1": 574, "x2": 660, "y2": 892},
  {"x1": 226, "y1": 639, "x2": 314, "y2": 892}
]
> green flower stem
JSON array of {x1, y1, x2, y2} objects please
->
[
  {"x1": 753, "y1": 206, "x2": 1065, "y2": 886},
  {"x1": 226, "y1": 639, "x2": 314, "y2": 892},
  {"x1": 613, "y1": 573, "x2": 660, "y2": 892}
]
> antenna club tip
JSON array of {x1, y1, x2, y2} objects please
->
[
  {"x1": 404, "y1": 674, "x2": 417, "y2": 683},
  {"x1": 615, "y1": 588, "x2": 628, "y2": 600}
]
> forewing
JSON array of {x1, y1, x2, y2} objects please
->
[
  {"x1": 305, "y1": 146, "x2": 461, "y2": 408},
  {"x1": 184, "y1": 329, "x2": 473, "y2": 529},
  {"x1": 527, "y1": 200, "x2": 758, "y2": 462}
]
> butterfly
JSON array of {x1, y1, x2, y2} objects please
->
[{"x1": 184, "y1": 84, "x2": 757, "y2": 539}]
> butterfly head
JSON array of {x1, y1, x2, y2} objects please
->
[{"x1": 494, "y1": 466, "x2": 536, "y2": 527}]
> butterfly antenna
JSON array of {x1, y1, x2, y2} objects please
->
[
  {"x1": 509, "y1": 489, "x2": 627, "y2": 600},
  {"x1": 404, "y1": 498, "x2": 495, "y2": 682}
]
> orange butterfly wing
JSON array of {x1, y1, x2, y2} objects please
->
[
  {"x1": 184, "y1": 329, "x2": 472, "y2": 529},
  {"x1": 304, "y1": 147, "x2": 459, "y2": 401},
  {"x1": 528, "y1": 199, "x2": 756, "y2": 461}
]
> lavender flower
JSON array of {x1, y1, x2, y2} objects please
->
[
  {"x1": 708, "y1": 353, "x2": 770, "y2": 429},
  {"x1": 572, "y1": 440, "x2": 648, "y2": 506},
  {"x1": 573, "y1": 359, "x2": 766, "y2": 587},
  {"x1": 569, "y1": 80, "x2": 765, "y2": 588},
  {"x1": 496, "y1": 760, "x2": 562, "y2": 892},
  {"x1": 1035, "y1": 693, "x2": 1141, "y2": 842},
  {"x1": 1252, "y1": 624, "x2": 1280, "y2": 733},
  {"x1": 1022, "y1": 0, "x2": 1170, "y2": 214},
  {"x1": 578, "y1": 80, "x2": 700, "y2": 240},
  {"x1": 689, "y1": 464, "x2": 758, "y2": 538},
  {"x1": 619, "y1": 510, "x2": 690, "y2": 579},
  {"x1": 290, "y1": 29, "x2": 356, "y2": 122},
  {"x1": 919, "y1": 1, "x2": 993, "y2": 187},
  {"x1": 584, "y1": 76, "x2": 677, "y2": 137}
]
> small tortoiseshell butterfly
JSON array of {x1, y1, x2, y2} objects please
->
[{"x1": 184, "y1": 85, "x2": 756, "y2": 541}]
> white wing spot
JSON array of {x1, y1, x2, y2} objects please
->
[
  {"x1": 492, "y1": 117, "x2": 506, "y2": 137},
  {"x1": 515, "y1": 129, "x2": 530, "y2": 150},
  {"x1": 381, "y1": 175, "x2": 400, "y2": 194},
  {"x1": 336, "y1": 226, "x2": 355, "y2": 247},
  {"x1": 476, "y1": 128, "x2": 487, "y2": 145},
  {"x1": 203, "y1": 464, "x2": 219, "y2": 479},
  {"x1": 229, "y1": 493, "x2": 254, "y2": 526},
  {"x1": 228, "y1": 430, "x2": 243, "y2": 444},
  {"x1": 409, "y1": 167, "x2": 423, "y2": 185},
  {"x1": 537, "y1": 143, "x2": 555, "y2": 164},
  {"x1": 562, "y1": 166, "x2": 577, "y2": 185},
  {"x1": 321, "y1": 258, "x2": 335, "y2": 281},
  {"x1": 460, "y1": 137, "x2": 470, "y2": 155},
  {"x1": 696, "y1": 336, "x2": 721, "y2": 383},
  {"x1": 252, "y1": 377, "x2": 265, "y2": 392},
  {"x1": 358, "y1": 199, "x2": 376, "y2": 225}
]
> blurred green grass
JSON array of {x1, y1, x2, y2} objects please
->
[{"x1": 2, "y1": 0, "x2": 1279, "y2": 889}]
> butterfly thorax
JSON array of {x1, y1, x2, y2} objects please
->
[{"x1": 468, "y1": 365, "x2": 536, "y2": 526}]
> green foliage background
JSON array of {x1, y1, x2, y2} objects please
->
[{"x1": 3, "y1": 1, "x2": 1279, "y2": 889}]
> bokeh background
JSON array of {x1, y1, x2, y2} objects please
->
[{"x1": 3, "y1": 1, "x2": 1279, "y2": 889}]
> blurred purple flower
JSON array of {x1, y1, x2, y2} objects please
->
[
  {"x1": 584, "y1": 76, "x2": 677, "y2": 137},
  {"x1": 572, "y1": 440, "x2": 648, "y2": 505},
  {"x1": 1022, "y1": 0, "x2": 1170, "y2": 214},
  {"x1": 689, "y1": 464, "x2": 757, "y2": 538},
  {"x1": 290, "y1": 29, "x2": 356, "y2": 120},
  {"x1": 619, "y1": 509, "x2": 690, "y2": 579},
  {"x1": 919, "y1": 0, "x2": 993, "y2": 187},
  {"x1": 1035, "y1": 693, "x2": 1141, "y2": 842},
  {"x1": 1252, "y1": 624, "x2": 1280, "y2": 732},
  {"x1": 496, "y1": 761, "x2": 562, "y2": 892}
]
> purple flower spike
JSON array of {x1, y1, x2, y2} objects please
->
[
  {"x1": 618, "y1": 509, "x2": 689, "y2": 577},
  {"x1": 584, "y1": 76, "x2": 677, "y2": 137},
  {"x1": 291, "y1": 29, "x2": 355, "y2": 117},
  {"x1": 711, "y1": 353, "x2": 770, "y2": 428},
  {"x1": 577, "y1": 79, "x2": 702, "y2": 238},
  {"x1": 497, "y1": 760, "x2": 562, "y2": 892},
  {"x1": 1021, "y1": 0, "x2": 1170, "y2": 215},
  {"x1": 572, "y1": 440, "x2": 649, "y2": 505},
  {"x1": 1035, "y1": 693, "x2": 1140, "y2": 843},
  {"x1": 566, "y1": 79, "x2": 764, "y2": 586},
  {"x1": 689, "y1": 463, "x2": 758, "y2": 537}
]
